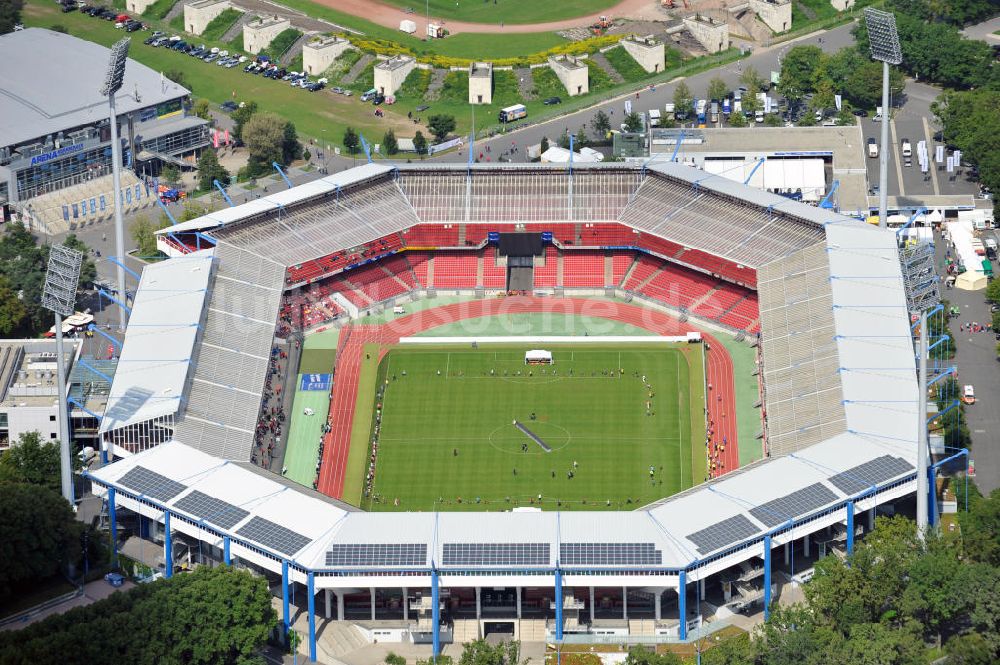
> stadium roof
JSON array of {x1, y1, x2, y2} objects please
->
[
  {"x1": 94, "y1": 162, "x2": 922, "y2": 583},
  {"x1": 100, "y1": 253, "x2": 213, "y2": 436},
  {"x1": 0, "y1": 29, "x2": 190, "y2": 149},
  {"x1": 89, "y1": 428, "x2": 916, "y2": 574}
]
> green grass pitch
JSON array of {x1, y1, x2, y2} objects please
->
[{"x1": 357, "y1": 343, "x2": 705, "y2": 511}]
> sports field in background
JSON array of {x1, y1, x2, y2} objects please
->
[
  {"x1": 378, "y1": 0, "x2": 618, "y2": 24},
  {"x1": 358, "y1": 343, "x2": 705, "y2": 511}
]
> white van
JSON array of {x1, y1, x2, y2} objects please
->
[
  {"x1": 901, "y1": 139, "x2": 912, "y2": 158},
  {"x1": 867, "y1": 138, "x2": 879, "y2": 158},
  {"x1": 963, "y1": 384, "x2": 975, "y2": 405}
]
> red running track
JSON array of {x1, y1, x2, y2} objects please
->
[{"x1": 316, "y1": 297, "x2": 740, "y2": 499}]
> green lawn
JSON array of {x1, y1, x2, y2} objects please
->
[
  {"x1": 261, "y1": 27, "x2": 302, "y2": 60},
  {"x1": 360, "y1": 343, "x2": 704, "y2": 511},
  {"x1": 271, "y1": 0, "x2": 569, "y2": 60},
  {"x1": 198, "y1": 7, "x2": 243, "y2": 42},
  {"x1": 141, "y1": 0, "x2": 178, "y2": 20},
  {"x1": 377, "y1": 0, "x2": 617, "y2": 24},
  {"x1": 283, "y1": 374, "x2": 333, "y2": 486}
]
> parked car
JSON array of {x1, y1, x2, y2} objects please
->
[
  {"x1": 543, "y1": 96, "x2": 562, "y2": 105},
  {"x1": 415, "y1": 104, "x2": 429, "y2": 112},
  {"x1": 331, "y1": 86, "x2": 344, "y2": 94},
  {"x1": 852, "y1": 108, "x2": 868, "y2": 117},
  {"x1": 220, "y1": 101, "x2": 239, "y2": 112}
]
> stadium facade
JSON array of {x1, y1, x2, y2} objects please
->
[
  {"x1": 0, "y1": 29, "x2": 209, "y2": 221},
  {"x1": 88, "y1": 162, "x2": 922, "y2": 659}
]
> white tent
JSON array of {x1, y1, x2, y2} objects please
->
[
  {"x1": 525, "y1": 349, "x2": 553, "y2": 364},
  {"x1": 956, "y1": 271, "x2": 987, "y2": 291}
]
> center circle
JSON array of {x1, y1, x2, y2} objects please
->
[{"x1": 487, "y1": 422, "x2": 572, "y2": 454}]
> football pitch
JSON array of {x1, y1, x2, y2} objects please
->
[{"x1": 356, "y1": 343, "x2": 706, "y2": 511}]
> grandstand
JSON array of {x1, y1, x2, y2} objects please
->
[{"x1": 89, "y1": 161, "x2": 920, "y2": 659}]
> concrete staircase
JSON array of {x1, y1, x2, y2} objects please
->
[
  {"x1": 588, "y1": 52, "x2": 624, "y2": 84},
  {"x1": 618, "y1": 254, "x2": 641, "y2": 288},
  {"x1": 342, "y1": 53, "x2": 375, "y2": 85},
  {"x1": 279, "y1": 32, "x2": 312, "y2": 65},
  {"x1": 220, "y1": 11, "x2": 253, "y2": 43},
  {"x1": 20, "y1": 170, "x2": 151, "y2": 236}
]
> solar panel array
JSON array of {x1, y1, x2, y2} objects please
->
[
  {"x1": 326, "y1": 543, "x2": 427, "y2": 567},
  {"x1": 686, "y1": 514, "x2": 762, "y2": 555},
  {"x1": 173, "y1": 490, "x2": 250, "y2": 530},
  {"x1": 118, "y1": 466, "x2": 187, "y2": 502},
  {"x1": 749, "y1": 482, "x2": 839, "y2": 528},
  {"x1": 560, "y1": 543, "x2": 662, "y2": 566},
  {"x1": 442, "y1": 543, "x2": 550, "y2": 566},
  {"x1": 236, "y1": 516, "x2": 311, "y2": 557},
  {"x1": 827, "y1": 455, "x2": 915, "y2": 496}
]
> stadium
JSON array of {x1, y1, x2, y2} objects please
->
[{"x1": 88, "y1": 160, "x2": 920, "y2": 661}]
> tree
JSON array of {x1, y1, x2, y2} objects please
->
[
  {"x1": 986, "y1": 277, "x2": 1000, "y2": 303},
  {"x1": 160, "y1": 165, "x2": 180, "y2": 187},
  {"x1": 192, "y1": 98, "x2": 211, "y2": 120},
  {"x1": 740, "y1": 66, "x2": 766, "y2": 93},
  {"x1": 413, "y1": 131, "x2": 428, "y2": 159},
  {"x1": 591, "y1": 109, "x2": 611, "y2": 140},
  {"x1": 962, "y1": 488, "x2": 1000, "y2": 566},
  {"x1": 427, "y1": 114, "x2": 457, "y2": 142},
  {"x1": 763, "y1": 114, "x2": 784, "y2": 127},
  {"x1": 382, "y1": 129, "x2": 399, "y2": 156},
  {"x1": 673, "y1": 81, "x2": 694, "y2": 120},
  {"x1": 242, "y1": 112, "x2": 286, "y2": 177},
  {"x1": 457, "y1": 639, "x2": 524, "y2": 665},
  {"x1": 540, "y1": 136, "x2": 550, "y2": 154},
  {"x1": 230, "y1": 101, "x2": 258, "y2": 141},
  {"x1": 623, "y1": 111, "x2": 644, "y2": 133},
  {"x1": 0, "y1": 431, "x2": 64, "y2": 493},
  {"x1": 556, "y1": 130, "x2": 571, "y2": 149},
  {"x1": 132, "y1": 215, "x2": 159, "y2": 259},
  {"x1": 0, "y1": 565, "x2": 276, "y2": 664},
  {"x1": 0, "y1": 482, "x2": 81, "y2": 602},
  {"x1": 163, "y1": 69, "x2": 188, "y2": 90},
  {"x1": 574, "y1": 126, "x2": 589, "y2": 149},
  {"x1": 778, "y1": 45, "x2": 823, "y2": 103},
  {"x1": 0, "y1": 0, "x2": 25, "y2": 34},
  {"x1": 623, "y1": 645, "x2": 681, "y2": 665},
  {"x1": 385, "y1": 653, "x2": 407, "y2": 665},
  {"x1": 946, "y1": 633, "x2": 994, "y2": 665},
  {"x1": 197, "y1": 149, "x2": 229, "y2": 192},
  {"x1": 281, "y1": 121, "x2": 303, "y2": 164},
  {"x1": 707, "y1": 76, "x2": 729, "y2": 102},
  {"x1": 0, "y1": 276, "x2": 27, "y2": 336},
  {"x1": 343, "y1": 127, "x2": 360, "y2": 156},
  {"x1": 728, "y1": 112, "x2": 748, "y2": 128},
  {"x1": 742, "y1": 92, "x2": 760, "y2": 117}
]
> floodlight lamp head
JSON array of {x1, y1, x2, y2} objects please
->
[
  {"x1": 863, "y1": 8, "x2": 902, "y2": 65},
  {"x1": 42, "y1": 244, "x2": 84, "y2": 318},
  {"x1": 100, "y1": 37, "x2": 131, "y2": 97}
]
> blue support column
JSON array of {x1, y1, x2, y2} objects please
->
[
  {"x1": 763, "y1": 535, "x2": 772, "y2": 621},
  {"x1": 282, "y1": 560, "x2": 291, "y2": 642},
  {"x1": 163, "y1": 511, "x2": 173, "y2": 578},
  {"x1": 108, "y1": 487, "x2": 118, "y2": 566},
  {"x1": 928, "y1": 467, "x2": 938, "y2": 527},
  {"x1": 554, "y1": 568, "x2": 564, "y2": 641},
  {"x1": 846, "y1": 501, "x2": 855, "y2": 555},
  {"x1": 307, "y1": 572, "x2": 317, "y2": 662},
  {"x1": 678, "y1": 570, "x2": 687, "y2": 641},
  {"x1": 431, "y1": 568, "x2": 440, "y2": 659},
  {"x1": 223, "y1": 536, "x2": 231, "y2": 565}
]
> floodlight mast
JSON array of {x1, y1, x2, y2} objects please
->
[
  {"x1": 863, "y1": 8, "x2": 902, "y2": 231},
  {"x1": 101, "y1": 37, "x2": 131, "y2": 331},
  {"x1": 916, "y1": 310, "x2": 929, "y2": 539},
  {"x1": 41, "y1": 245, "x2": 84, "y2": 506}
]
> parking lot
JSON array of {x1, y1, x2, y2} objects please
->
[{"x1": 860, "y1": 80, "x2": 982, "y2": 201}]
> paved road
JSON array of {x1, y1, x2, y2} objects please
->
[
  {"x1": 934, "y1": 228, "x2": 1000, "y2": 493},
  {"x1": 431, "y1": 22, "x2": 860, "y2": 163},
  {"x1": 961, "y1": 15, "x2": 1000, "y2": 42}
]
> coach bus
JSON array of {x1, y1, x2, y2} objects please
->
[{"x1": 499, "y1": 104, "x2": 527, "y2": 123}]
